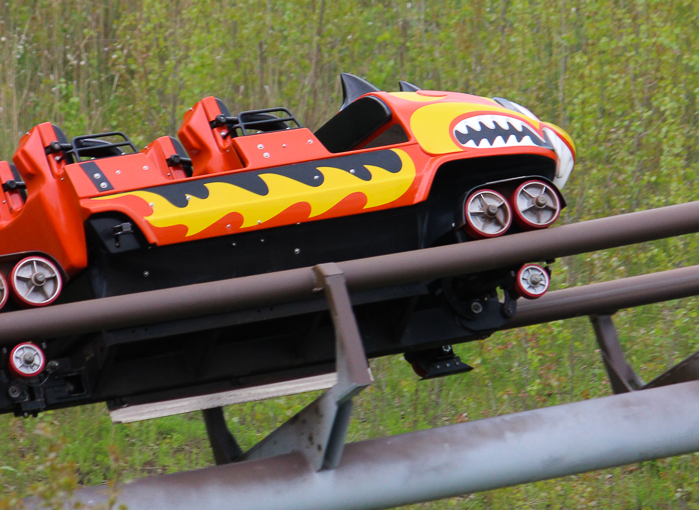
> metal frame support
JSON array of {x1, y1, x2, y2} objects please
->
[
  {"x1": 202, "y1": 407, "x2": 244, "y2": 465},
  {"x1": 244, "y1": 263, "x2": 372, "y2": 470},
  {"x1": 63, "y1": 380, "x2": 699, "y2": 510},
  {"x1": 590, "y1": 315, "x2": 644, "y2": 393},
  {"x1": 591, "y1": 314, "x2": 699, "y2": 393},
  {"x1": 644, "y1": 350, "x2": 699, "y2": 389}
]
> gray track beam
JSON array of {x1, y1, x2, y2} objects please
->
[
  {"x1": 66, "y1": 380, "x2": 699, "y2": 510},
  {"x1": 4, "y1": 200, "x2": 699, "y2": 344}
]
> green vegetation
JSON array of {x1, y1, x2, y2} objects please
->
[{"x1": 1, "y1": 0, "x2": 699, "y2": 507}]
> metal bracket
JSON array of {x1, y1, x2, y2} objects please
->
[
  {"x1": 244, "y1": 263, "x2": 372, "y2": 470},
  {"x1": 590, "y1": 315, "x2": 644, "y2": 393}
]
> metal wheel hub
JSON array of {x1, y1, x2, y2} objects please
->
[
  {"x1": 0, "y1": 273, "x2": 7, "y2": 310},
  {"x1": 465, "y1": 189, "x2": 512, "y2": 237},
  {"x1": 516, "y1": 264, "x2": 550, "y2": 299},
  {"x1": 11, "y1": 256, "x2": 62, "y2": 306},
  {"x1": 512, "y1": 181, "x2": 561, "y2": 228},
  {"x1": 8, "y1": 343, "x2": 45, "y2": 378}
]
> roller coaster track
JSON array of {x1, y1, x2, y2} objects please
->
[{"x1": 17, "y1": 200, "x2": 699, "y2": 509}]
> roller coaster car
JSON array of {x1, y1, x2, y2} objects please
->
[{"x1": 0, "y1": 74, "x2": 575, "y2": 416}]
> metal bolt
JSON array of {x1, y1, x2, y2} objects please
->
[
  {"x1": 314, "y1": 175, "x2": 320, "y2": 180},
  {"x1": 535, "y1": 195, "x2": 548, "y2": 207},
  {"x1": 93, "y1": 173, "x2": 101, "y2": 179},
  {"x1": 257, "y1": 144, "x2": 264, "y2": 149},
  {"x1": 442, "y1": 345, "x2": 451, "y2": 353},
  {"x1": 167, "y1": 172, "x2": 171, "y2": 176},
  {"x1": 471, "y1": 302, "x2": 483, "y2": 314},
  {"x1": 282, "y1": 144, "x2": 287, "y2": 148},
  {"x1": 232, "y1": 242, "x2": 236, "y2": 246},
  {"x1": 530, "y1": 273, "x2": 543, "y2": 285},
  {"x1": 55, "y1": 156, "x2": 61, "y2": 162},
  {"x1": 186, "y1": 195, "x2": 191, "y2": 201},
  {"x1": 263, "y1": 152, "x2": 270, "y2": 158},
  {"x1": 143, "y1": 271, "x2": 150, "y2": 277},
  {"x1": 100, "y1": 182, "x2": 108, "y2": 189},
  {"x1": 486, "y1": 204, "x2": 499, "y2": 217},
  {"x1": 257, "y1": 220, "x2": 262, "y2": 224},
  {"x1": 8, "y1": 385, "x2": 21, "y2": 399},
  {"x1": 226, "y1": 224, "x2": 231, "y2": 229},
  {"x1": 47, "y1": 360, "x2": 60, "y2": 372},
  {"x1": 143, "y1": 165, "x2": 149, "y2": 170},
  {"x1": 149, "y1": 202, "x2": 154, "y2": 207},
  {"x1": 260, "y1": 238, "x2": 265, "y2": 243},
  {"x1": 23, "y1": 352, "x2": 35, "y2": 364},
  {"x1": 350, "y1": 169, "x2": 355, "y2": 174},
  {"x1": 503, "y1": 304, "x2": 515, "y2": 318},
  {"x1": 294, "y1": 248, "x2": 300, "y2": 254},
  {"x1": 116, "y1": 170, "x2": 121, "y2": 175},
  {"x1": 221, "y1": 131, "x2": 228, "y2": 137}
]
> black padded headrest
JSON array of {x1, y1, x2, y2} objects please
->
[{"x1": 315, "y1": 96, "x2": 392, "y2": 154}]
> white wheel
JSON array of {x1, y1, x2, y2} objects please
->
[
  {"x1": 464, "y1": 189, "x2": 512, "y2": 239},
  {"x1": 0, "y1": 273, "x2": 8, "y2": 310},
  {"x1": 511, "y1": 180, "x2": 561, "y2": 229},
  {"x1": 8, "y1": 342, "x2": 46, "y2": 379},
  {"x1": 515, "y1": 264, "x2": 550, "y2": 299},
  {"x1": 10, "y1": 256, "x2": 63, "y2": 307}
]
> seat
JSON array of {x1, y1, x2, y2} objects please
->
[
  {"x1": 314, "y1": 96, "x2": 393, "y2": 153},
  {"x1": 142, "y1": 136, "x2": 193, "y2": 180}
]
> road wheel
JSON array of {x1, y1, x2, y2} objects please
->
[
  {"x1": 8, "y1": 342, "x2": 46, "y2": 379},
  {"x1": 10, "y1": 256, "x2": 63, "y2": 307},
  {"x1": 510, "y1": 180, "x2": 561, "y2": 229},
  {"x1": 464, "y1": 189, "x2": 512, "y2": 239},
  {"x1": 514, "y1": 264, "x2": 550, "y2": 299}
]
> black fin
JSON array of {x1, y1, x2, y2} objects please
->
[
  {"x1": 399, "y1": 80, "x2": 421, "y2": 92},
  {"x1": 340, "y1": 73, "x2": 380, "y2": 110}
]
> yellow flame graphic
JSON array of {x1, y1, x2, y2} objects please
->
[{"x1": 94, "y1": 149, "x2": 415, "y2": 237}]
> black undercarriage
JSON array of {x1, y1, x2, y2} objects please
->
[{"x1": 0, "y1": 155, "x2": 557, "y2": 417}]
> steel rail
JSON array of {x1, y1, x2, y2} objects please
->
[
  {"x1": 65, "y1": 380, "x2": 699, "y2": 510},
  {"x1": 3, "y1": 200, "x2": 699, "y2": 344}
]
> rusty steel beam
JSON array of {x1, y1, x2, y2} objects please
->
[
  {"x1": 3, "y1": 200, "x2": 699, "y2": 345},
  {"x1": 62, "y1": 380, "x2": 699, "y2": 510}
]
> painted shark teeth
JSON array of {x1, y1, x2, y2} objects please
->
[{"x1": 453, "y1": 115, "x2": 550, "y2": 150}]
